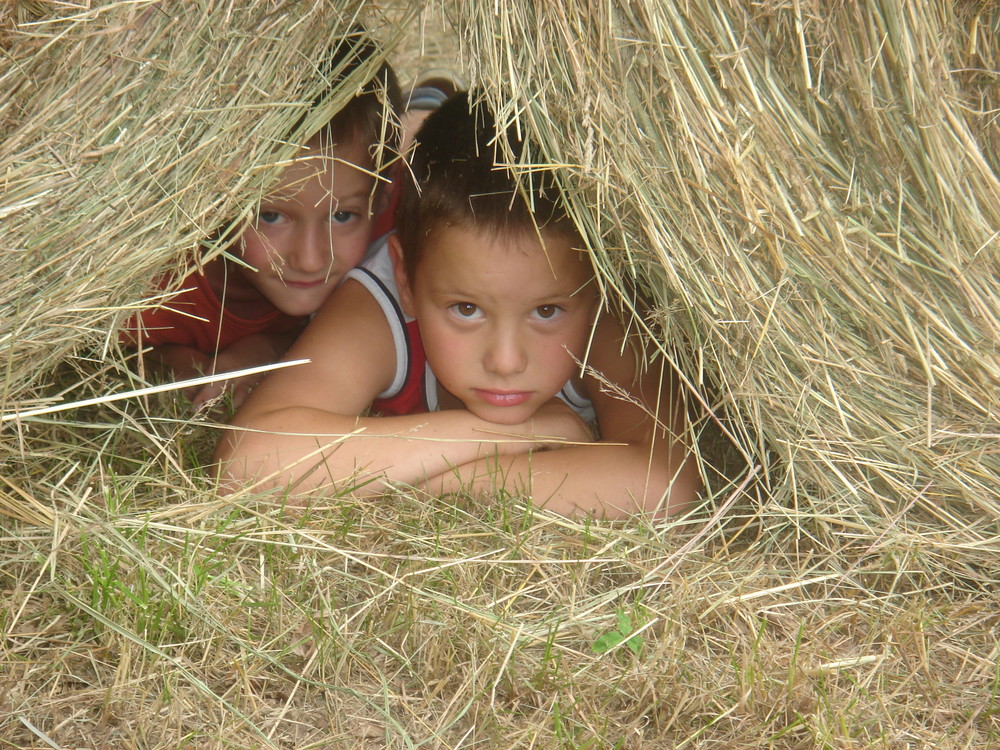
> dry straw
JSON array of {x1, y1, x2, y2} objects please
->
[
  {"x1": 454, "y1": 0, "x2": 999, "y2": 539},
  {"x1": 1, "y1": 2, "x2": 999, "y2": 747},
  {"x1": 2, "y1": 0, "x2": 998, "y2": 534},
  {"x1": 0, "y1": 1, "x2": 996, "y2": 534},
  {"x1": 0, "y1": 0, "x2": 405, "y2": 408}
]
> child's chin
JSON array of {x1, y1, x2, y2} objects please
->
[
  {"x1": 273, "y1": 295, "x2": 326, "y2": 318},
  {"x1": 468, "y1": 405, "x2": 532, "y2": 427}
]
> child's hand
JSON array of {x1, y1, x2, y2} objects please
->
[
  {"x1": 141, "y1": 345, "x2": 216, "y2": 403},
  {"x1": 191, "y1": 345, "x2": 270, "y2": 411},
  {"x1": 190, "y1": 371, "x2": 262, "y2": 411},
  {"x1": 191, "y1": 331, "x2": 300, "y2": 411}
]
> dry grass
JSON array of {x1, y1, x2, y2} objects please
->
[
  {"x1": 456, "y1": 0, "x2": 999, "y2": 518},
  {"x1": 2, "y1": 0, "x2": 999, "y2": 747},
  {"x1": 2, "y1": 412, "x2": 998, "y2": 747}
]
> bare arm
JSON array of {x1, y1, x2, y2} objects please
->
[
  {"x1": 419, "y1": 314, "x2": 702, "y2": 519},
  {"x1": 213, "y1": 281, "x2": 594, "y2": 500}
]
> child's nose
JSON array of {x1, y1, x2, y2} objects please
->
[
  {"x1": 291, "y1": 224, "x2": 333, "y2": 274},
  {"x1": 484, "y1": 327, "x2": 528, "y2": 376}
]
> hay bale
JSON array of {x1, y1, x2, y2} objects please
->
[
  {"x1": 0, "y1": 0, "x2": 406, "y2": 407},
  {"x1": 450, "y1": 0, "x2": 999, "y2": 534},
  {"x1": 1, "y1": 4, "x2": 998, "y2": 746},
  {"x1": 1, "y1": 0, "x2": 997, "y2": 541}
]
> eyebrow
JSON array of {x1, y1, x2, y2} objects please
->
[{"x1": 260, "y1": 189, "x2": 372, "y2": 206}]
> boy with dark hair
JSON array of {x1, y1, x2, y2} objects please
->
[
  {"x1": 216, "y1": 92, "x2": 701, "y2": 519},
  {"x1": 123, "y1": 34, "x2": 402, "y2": 408}
]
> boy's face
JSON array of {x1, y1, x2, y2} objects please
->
[
  {"x1": 238, "y1": 135, "x2": 375, "y2": 317},
  {"x1": 396, "y1": 224, "x2": 599, "y2": 426}
]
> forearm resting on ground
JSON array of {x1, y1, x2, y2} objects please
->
[
  {"x1": 419, "y1": 433, "x2": 701, "y2": 519},
  {"x1": 213, "y1": 403, "x2": 594, "y2": 501}
]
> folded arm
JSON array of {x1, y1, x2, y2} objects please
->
[
  {"x1": 217, "y1": 402, "x2": 592, "y2": 499},
  {"x1": 419, "y1": 316, "x2": 702, "y2": 519},
  {"x1": 214, "y1": 282, "x2": 593, "y2": 500}
]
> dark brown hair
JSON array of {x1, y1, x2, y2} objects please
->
[
  {"x1": 300, "y1": 30, "x2": 402, "y2": 163},
  {"x1": 396, "y1": 91, "x2": 579, "y2": 278}
]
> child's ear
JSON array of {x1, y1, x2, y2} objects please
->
[{"x1": 388, "y1": 234, "x2": 416, "y2": 317}]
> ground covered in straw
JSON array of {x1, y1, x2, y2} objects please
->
[
  {"x1": 2, "y1": 1, "x2": 998, "y2": 747},
  {"x1": 2, "y1": 402, "x2": 999, "y2": 748},
  {"x1": 0, "y1": 402, "x2": 1000, "y2": 748}
]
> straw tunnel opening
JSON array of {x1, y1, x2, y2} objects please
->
[
  {"x1": 1, "y1": 3, "x2": 999, "y2": 748},
  {"x1": 1, "y1": 1, "x2": 997, "y2": 532}
]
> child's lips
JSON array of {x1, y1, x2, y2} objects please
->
[{"x1": 473, "y1": 389, "x2": 532, "y2": 407}]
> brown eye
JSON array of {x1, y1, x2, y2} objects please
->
[
  {"x1": 534, "y1": 305, "x2": 560, "y2": 320},
  {"x1": 451, "y1": 302, "x2": 481, "y2": 319}
]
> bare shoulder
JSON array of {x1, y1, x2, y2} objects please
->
[
  {"x1": 584, "y1": 311, "x2": 636, "y2": 381},
  {"x1": 232, "y1": 278, "x2": 397, "y2": 423},
  {"x1": 582, "y1": 311, "x2": 682, "y2": 440}
]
